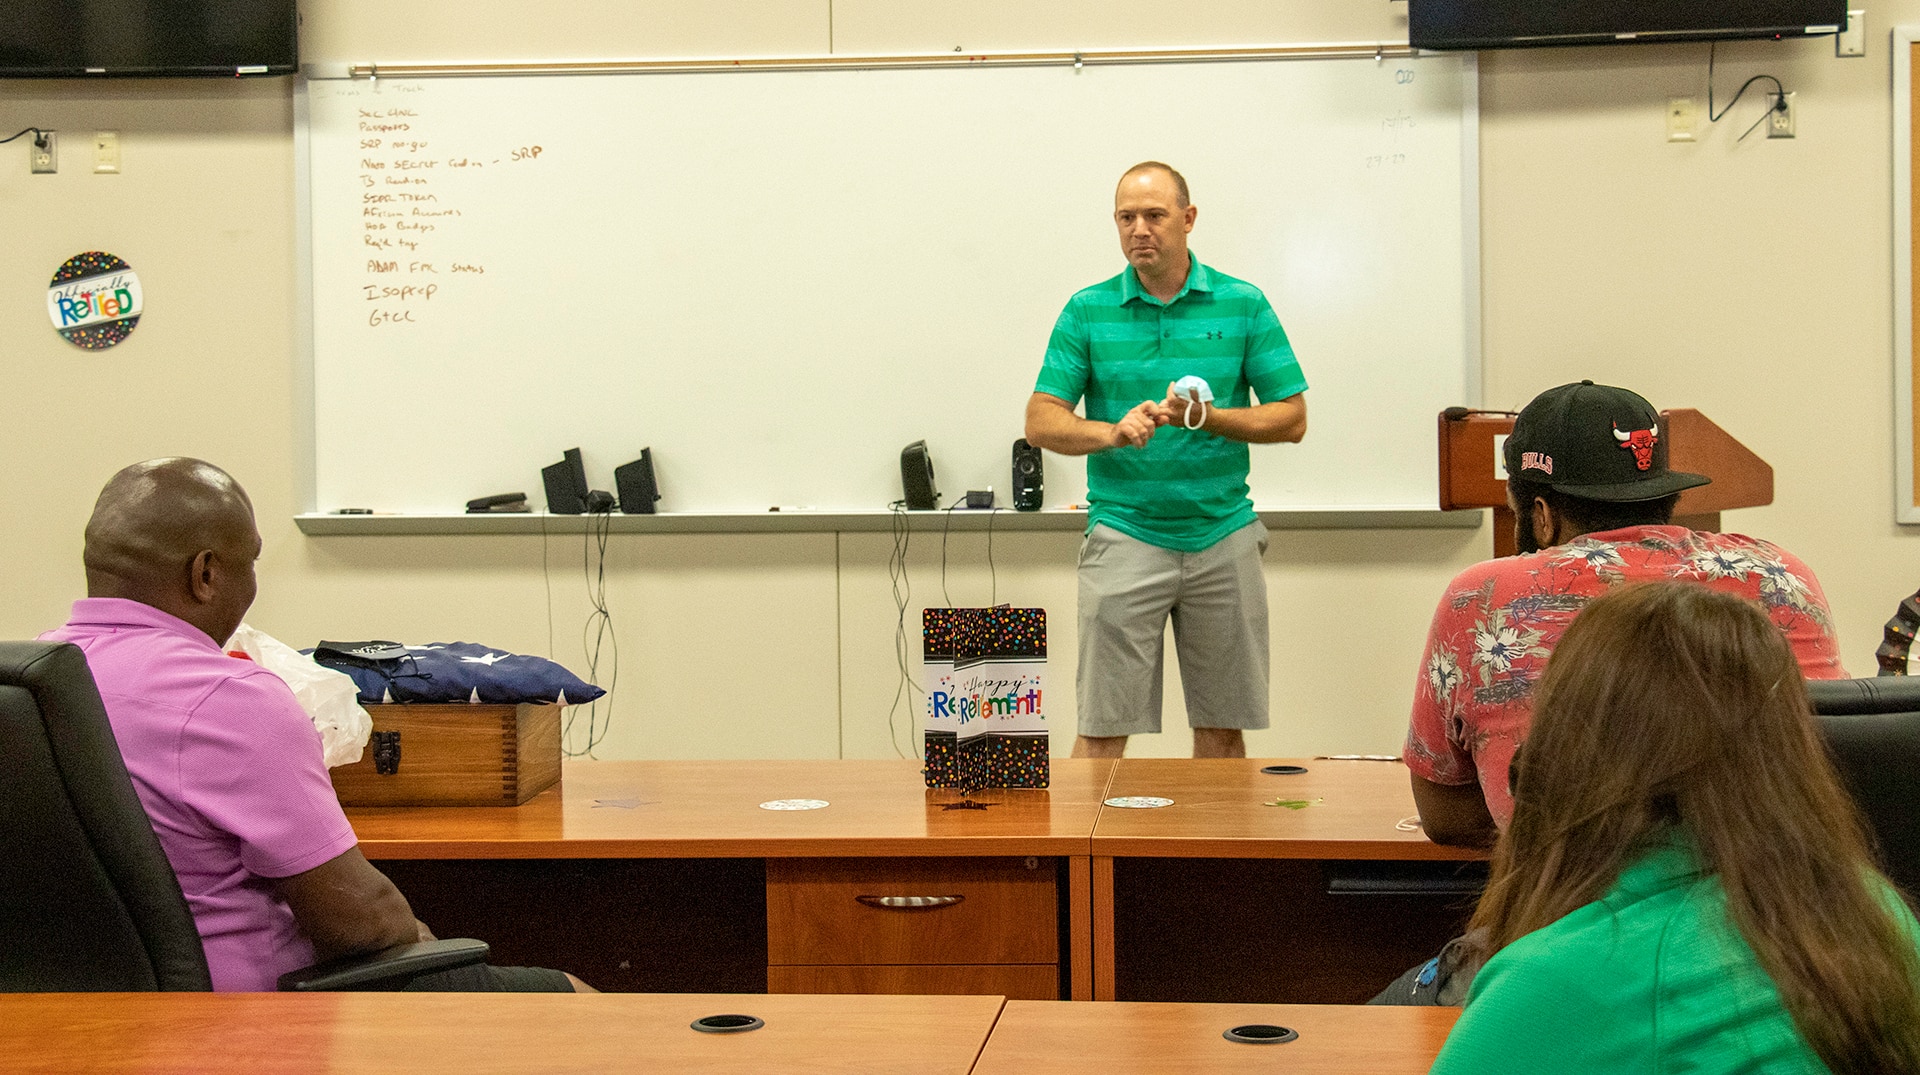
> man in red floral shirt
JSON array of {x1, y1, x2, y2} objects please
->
[{"x1": 1405, "y1": 382, "x2": 1846, "y2": 848}]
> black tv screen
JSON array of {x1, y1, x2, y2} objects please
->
[
  {"x1": 0, "y1": 0, "x2": 297, "y2": 77},
  {"x1": 1409, "y1": 0, "x2": 1848, "y2": 51}
]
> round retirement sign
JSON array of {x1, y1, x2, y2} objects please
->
[{"x1": 47, "y1": 252, "x2": 143, "y2": 350}]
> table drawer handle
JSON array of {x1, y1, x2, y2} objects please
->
[{"x1": 854, "y1": 895, "x2": 965, "y2": 910}]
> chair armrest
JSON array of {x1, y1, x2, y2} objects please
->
[
  {"x1": 1807, "y1": 676, "x2": 1920, "y2": 716},
  {"x1": 277, "y1": 938, "x2": 491, "y2": 991}
]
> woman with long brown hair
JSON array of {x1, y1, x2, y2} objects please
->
[{"x1": 1430, "y1": 582, "x2": 1920, "y2": 1074}]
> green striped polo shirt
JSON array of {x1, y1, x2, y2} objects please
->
[{"x1": 1035, "y1": 255, "x2": 1307, "y2": 552}]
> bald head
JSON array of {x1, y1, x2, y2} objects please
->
[
  {"x1": 1118, "y1": 161, "x2": 1190, "y2": 208},
  {"x1": 84, "y1": 458, "x2": 261, "y2": 644}
]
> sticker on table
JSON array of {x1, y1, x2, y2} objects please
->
[
  {"x1": 47, "y1": 252, "x2": 143, "y2": 350},
  {"x1": 1103, "y1": 796, "x2": 1174, "y2": 809},
  {"x1": 759, "y1": 798, "x2": 830, "y2": 811}
]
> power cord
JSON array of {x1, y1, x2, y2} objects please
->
[
  {"x1": 941, "y1": 496, "x2": 1003, "y2": 608},
  {"x1": 2, "y1": 127, "x2": 53, "y2": 169},
  {"x1": 899, "y1": 498, "x2": 1011, "y2": 760},
  {"x1": 987, "y1": 506, "x2": 1000, "y2": 608},
  {"x1": 940, "y1": 494, "x2": 966, "y2": 608},
  {"x1": 540, "y1": 510, "x2": 555, "y2": 659},
  {"x1": 885, "y1": 500, "x2": 922, "y2": 760},
  {"x1": 1706, "y1": 42, "x2": 1789, "y2": 142},
  {"x1": 564, "y1": 506, "x2": 618, "y2": 758}
]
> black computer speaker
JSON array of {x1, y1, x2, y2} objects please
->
[
  {"x1": 900, "y1": 440, "x2": 939, "y2": 510},
  {"x1": 541, "y1": 448, "x2": 589, "y2": 514},
  {"x1": 615, "y1": 448, "x2": 661, "y2": 515},
  {"x1": 1012, "y1": 438, "x2": 1043, "y2": 512}
]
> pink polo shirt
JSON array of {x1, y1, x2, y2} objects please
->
[{"x1": 43, "y1": 598, "x2": 360, "y2": 991}]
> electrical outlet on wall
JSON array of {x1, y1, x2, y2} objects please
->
[
  {"x1": 29, "y1": 130, "x2": 56, "y2": 173},
  {"x1": 1666, "y1": 97, "x2": 1698, "y2": 142},
  {"x1": 93, "y1": 131, "x2": 119, "y2": 173},
  {"x1": 1767, "y1": 92, "x2": 1796, "y2": 139},
  {"x1": 1837, "y1": 9, "x2": 1866, "y2": 57}
]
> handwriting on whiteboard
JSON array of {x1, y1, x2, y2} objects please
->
[
  {"x1": 343, "y1": 91, "x2": 539, "y2": 328},
  {"x1": 1363, "y1": 108, "x2": 1417, "y2": 170}
]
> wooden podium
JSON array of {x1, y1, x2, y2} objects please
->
[{"x1": 1438, "y1": 409, "x2": 1774, "y2": 558}]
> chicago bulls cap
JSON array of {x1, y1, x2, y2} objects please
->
[{"x1": 1503, "y1": 381, "x2": 1710, "y2": 503}]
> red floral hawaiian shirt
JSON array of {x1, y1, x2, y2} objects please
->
[{"x1": 1405, "y1": 525, "x2": 1846, "y2": 827}]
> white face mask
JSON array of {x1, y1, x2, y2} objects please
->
[{"x1": 1173, "y1": 375, "x2": 1213, "y2": 430}]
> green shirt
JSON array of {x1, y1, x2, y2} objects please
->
[
  {"x1": 1432, "y1": 839, "x2": 1920, "y2": 1074},
  {"x1": 1034, "y1": 255, "x2": 1307, "y2": 552}
]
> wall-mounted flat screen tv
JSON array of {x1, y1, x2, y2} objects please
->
[
  {"x1": 0, "y1": 0, "x2": 297, "y2": 77},
  {"x1": 1409, "y1": 0, "x2": 1847, "y2": 51}
]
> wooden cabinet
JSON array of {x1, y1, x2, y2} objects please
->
[{"x1": 767, "y1": 856, "x2": 1059, "y2": 999}]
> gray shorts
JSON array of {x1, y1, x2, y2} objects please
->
[{"x1": 1076, "y1": 521, "x2": 1270, "y2": 737}]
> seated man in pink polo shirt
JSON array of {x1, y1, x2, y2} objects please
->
[{"x1": 44, "y1": 458, "x2": 588, "y2": 992}]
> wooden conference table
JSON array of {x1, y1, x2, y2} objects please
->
[
  {"x1": 974, "y1": 1000, "x2": 1461, "y2": 1075},
  {"x1": 0, "y1": 992, "x2": 1001, "y2": 1075},
  {"x1": 0, "y1": 993, "x2": 1458, "y2": 1074},
  {"x1": 1091, "y1": 759, "x2": 1483, "y2": 1002},
  {"x1": 345, "y1": 758, "x2": 1485, "y2": 1002}
]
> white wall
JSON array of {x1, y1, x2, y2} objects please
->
[{"x1": 1, "y1": 1, "x2": 1910, "y2": 763}]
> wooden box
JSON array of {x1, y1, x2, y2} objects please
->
[{"x1": 330, "y1": 703, "x2": 561, "y2": 807}]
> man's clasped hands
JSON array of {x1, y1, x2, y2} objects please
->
[{"x1": 1109, "y1": 380, "x2": 1211, "y2": 448}]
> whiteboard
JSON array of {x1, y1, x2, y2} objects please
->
[{"x1": 300, "y1": 54, "x2": 1477, "y2": 514}]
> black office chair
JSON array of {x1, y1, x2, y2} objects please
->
[
  {"x1": 1807, "y1": 676, "x2": 1920, "y2": 901},
  {"x1": 0, "y1": 640, "x2": 488, "y2": 991}
]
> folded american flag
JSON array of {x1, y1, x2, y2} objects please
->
[{"x1": 308, "y1": 640, "x2": 606, "y2": 706}]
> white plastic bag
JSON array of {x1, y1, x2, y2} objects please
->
[{"x1": 226, "y1": 622, "x2": 373, "y2": 768}]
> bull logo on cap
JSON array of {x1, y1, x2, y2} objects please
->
[{"x1": 1612, "y1": 424, "x2": 1658, "y2": 471}]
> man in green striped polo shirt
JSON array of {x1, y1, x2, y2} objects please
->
[{"x1": 1024, "y1": 162, "x2": 1309, "y2": 758}]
